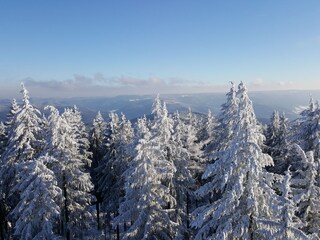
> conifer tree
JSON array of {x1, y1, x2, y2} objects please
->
[
  {"x1": 113, "y1": 116, "x2": 178, "y2": 239},
  {"x1": 89, "y1": 111, "x2": 107, "y2": 172},
  {"x1": 181, "y1": 108, "x2": 203, "y2": 181},
  {"x1": 0, "y1": 84, "x2": 44, "y2": 236},
  {"x1": 96, "y1": 111, "x2": 134, "y2": 233},
  {"x1": 216, "y1": 82, "x2": 239, "y2": 152},
  {"x1": 265, "y1": 110, "x2": 281, "y2": 155},
  {"x1": 256, "y1": 169, "x2": 309, "y2": 239},
  {"x1": 5, "y1": 98, "x2": 20, "y2": 135},
  {"x1": 63, "y1": 106, "x2": 92, "y2": 167},
  {"x1": 192, "y1": 83, "x2": 276, "y2": 239},
  {"x1": 294, "y1": 97, "x2": 320, "y2": 158},
  {"x1": 293, "y1": 144, "x2": 320, "y2": 237},
  {"x1": 45, "y1": 106, "x2": 94, "y2": 239},
  {"x1": 11, "y1": 155, "x2": 62, "y2": 240},
  {"x1": 89, "y1": 111, "x2": 107, "y2": 229},
  {"x1": 0, "y1": 122, "x2": 6, "y2": 158},
  {"x1": 172, "y1": 111, "x2": 195, "y2": 238},
  {"x1": 265, "y1": 111, "x2": 290, "y2": 173},
  {"x1": 96, "y1": 111, "x2": 120, "y2": 231},
  {"x1": 202, "y1": 109, "x2": 218, "y2": 155}
]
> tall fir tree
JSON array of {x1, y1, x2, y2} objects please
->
[
  {"x1": 89, "y1": 111, "x2": 107, "y2": 230},
  {"x1": 113, "y1": 116, "x2": 178, "y2": 239},
  {"x1": 256, "y1": 168, "x2": 309, "y2": 239},
  {"x1": 10, "y1": 155, "x2": 62, "y2": 239},
  {"x1": 192, "y1": 83, "x2": 277, "y2": 239},
  {"x1": 0, "y1": 84, "x2": 44, "y2": 236},
  {"x1": 0, "y1": 122, "x2": 6, "y2": 158},
  {"x1": 265, "y1": 111, "x2": 290, "y2": 174},
  {"x1": 172, "y1": 111, "x2": 195, "y2": 239},
  {"x1": 45, "y1": 106, "x2": 94, "y2": 239},
  {"x1": 216, "y1": 82, "x2": 239, "y2": 152},
  {"x1": 96, "y1": 111, "x2": 134, "y2": 234},
  {"x1": 293, "y1": 97, "x2": 320, "y2": 158}
]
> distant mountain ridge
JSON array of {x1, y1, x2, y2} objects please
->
[{"x1": 1, "y1": 90, "x2": 320, "y2": 124}]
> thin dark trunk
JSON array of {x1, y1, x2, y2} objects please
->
[
  {"x1": 116, "y1": 224, "x2": 120, "y2": 240},
  {"x1": 186, "y1": 192, "x2": 190, "y2": 229},
  {"x1": 96, "y1": 201, "x2": 100, "y2": 230},
  {"x1": 63, "y1": 174, "x2": 70, "y2": 240}
]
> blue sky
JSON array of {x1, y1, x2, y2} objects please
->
[{"x1": 0, "y1": 1, "x2": 319, "y2": 97}]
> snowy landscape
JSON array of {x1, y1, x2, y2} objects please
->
[
  {"x1": 1, "y1": 1, "x2": 320, "y2": 239},
  {"x1": 1, "y1": 82, "x2": 320, "y2": 239}
]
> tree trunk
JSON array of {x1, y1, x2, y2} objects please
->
[
  {"x1": 116, "y1": 224, "x2": 120, "y2": 240},
  {"x1": 96, "y1": 200, "x2": 100, "y2": 230},
  {"x1": 63, "y1": 174, "x2": 70, "y2": 240},
  {"x1": 186, "y1": 192, "x2": 190, "y2": 229}
]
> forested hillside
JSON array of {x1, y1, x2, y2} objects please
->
[{"x1": 1, "y1": 83, "x2": 320, "y2": 239}]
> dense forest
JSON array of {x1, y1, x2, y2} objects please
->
[{"x1": 0, "y1": 82, "x2": 320, "y2": 239}]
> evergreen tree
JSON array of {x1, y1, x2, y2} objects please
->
[
  {"x1": 216, "y1": 82, "x2": 239, "y2": 152},
  {"x1": 265, "y1": 111, "x2": 290, "y2": 174},
  {"x1": 96, "y1": 111, "x2": 120, "y2": 231},
  {"x1": 4, "y1": 98, "x2": 21, "y2": 136},
  {"x1": 0, "y1": 84, "x2": 44, "y2": 236},
  {"x1": 294, "y1": 144, "x2": 320, "y2": 237},
  {"x1": 0, "y1": 122, "x2": 6, "y2": 158},
  {"x1": 113, "y1": 116, "x2": 178, "y2": 239},
  {"x1": 256, "y1": 169, "x2": 309, "y2": 239},
  {"x1": 63, "y1": 106, "x2": 92, "y2": 167},
  {"x1": 45, "y1": 106, "x2": 94, "y2": 239},
  {"x1": 89, "y1": 111, "x2": 107, "y2": 230},
  {"x1": 96, "y1": 111, "x2": 134, "y2": 233},
  {"x1": 265, "y1": 110, "x2": 281, "y2": 156},
  {"x1": 182, "y1": 108, "x2": 203, "y2": 181},
  {"x1": 293, "y1": 97, "x2": 320, "y2": 158},
  {"x1": 202, "y1": 109, "x2": 218, "y2": 156},
  {"x1": 89, "y1": 111, "x2": 107, "y2": 172},
  {"x1": 11, "y1": 155, "x2": 62, "y2": 240},
  {"x1": 172, "y1": 111, "x2": 195, "y2": 238},
  {"x1": 192, "y1": 83, "x2": 276, "y2": 239}
]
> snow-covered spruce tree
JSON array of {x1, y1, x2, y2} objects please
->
[
  {"x1": 180, "y1": 107, "x2": 203, "y2": 183},
  {"x1": 256, "y1": 168, "x2": 309, "y2": 239},
  {"x1": 293, "y1": 144, "x2": 320, "y2": 237},
  {"x1": 4, "y1": 98, "x2": 21, "y2": 136},
  {"x1": 89, "y1": 111, "x2": 107, "y2": 230},
  {"x1": 0, "y1": 98, "x2": 20, "y2": 239},
  {"x1": 192, "y1": 83, "x2": 276, "y2": 239},
  {"x1": 89, "y1": 111, "x2": 107, "y2": 175},
  {"x1": 0, "y1": 121, "x2": 8, "y2": 239},
  {"x1": 293, "y1": 97, "x2": 320, "y2": 158},
  {"x1": 202, "y1": 109, "x2": 218, "y2": 156},
  {"x1": 265, "y1": 110, "x2": 281, "y2": 156},
  {"x1": 1, "y1": 84, "x2": 44, "y2": 191},
  {"x1": 95, "y1": 111, "x2": 120, "y2": 231},
  {"x1": 265, "y1": 111, "x2": 290, "y2": 174},
  {"x1": 45, "y1": 106, "x2": 94, "y2": 239},
  {"x1": 63, "y1": 106, "x2": 92, "y2": 168},
  {"x1": 216, "y1": 82, "x2": 239, "y2": 152},
  {"x1": 0, "y1": 84, "x2": 44, "y2": 235},
  {"x1": 172, "y1": 111, "x2": 195, "y2": 239},
  {"x1": 150, "y1": 98, "x2": 179, "y2": 208},
  {"x1": 10, "y1": 155, "x2": 62, "y2": 239},
  {"x1": 113, "y1": 116, "x2": 178, "y2": 239},
  {"x1": 96, "y1": 111, "x2": 134, "y2": 234},
  {"x1": 0, "y1": 122, "x2": 6, "y2": 158}
]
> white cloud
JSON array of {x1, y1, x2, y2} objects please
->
[
  {"x1": 3, "y1": 74, "x2": 318, "y2": 98},
  {"x1": 22, "y1": 74, "x2": 228, "y2": 98}
]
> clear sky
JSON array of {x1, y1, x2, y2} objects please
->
[{"x1": 0, "y1": 1, "x2": 319, "y2": 97}]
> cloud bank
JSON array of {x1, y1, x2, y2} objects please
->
[
  {"x1": 23, "y1": 74, "x2": 228, "y2": 98},
  {"x1": 4, "y1": 74, "x2": 319, "y2": 98}
]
